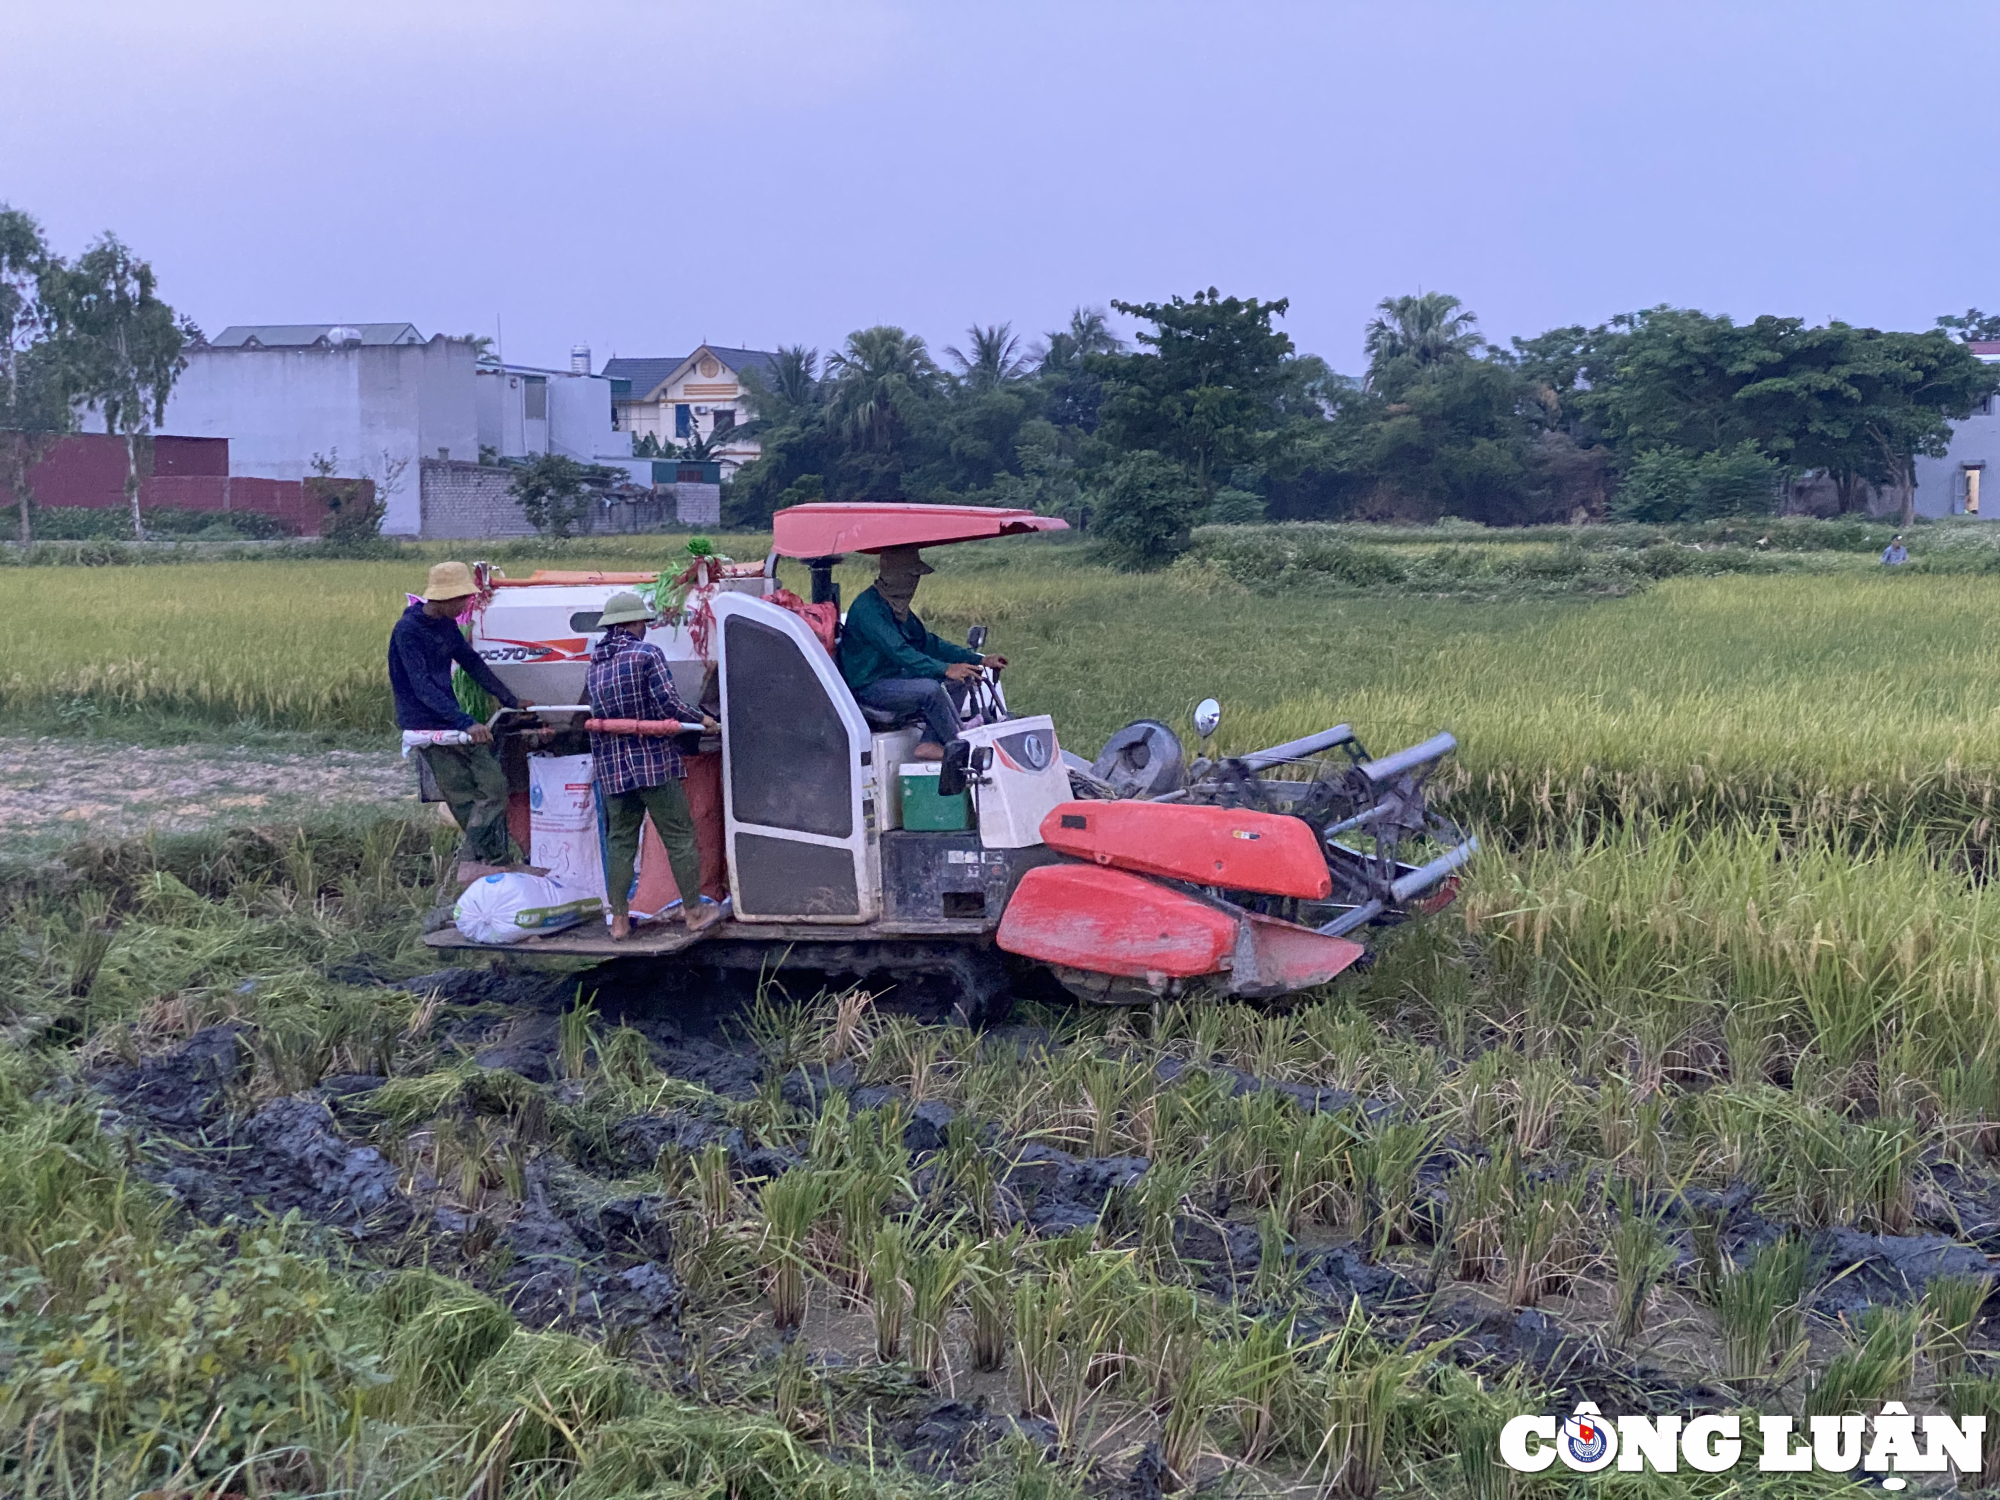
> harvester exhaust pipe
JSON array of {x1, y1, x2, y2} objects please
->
[{"x1": 1360, "y1": 732, "x2": 1457, "y2": 784}]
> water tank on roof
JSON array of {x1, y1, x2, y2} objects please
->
[
  {"x1": 571, "y1": 344, "x2": 592, "y2": 374},
  {"x1": 328, "y1": 325, "x2": 363, "y2": 347}
]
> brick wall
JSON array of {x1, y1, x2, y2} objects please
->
[
  {"x1": 419, "y1": 459, "x2": 534, "y2": 539},
  {"x1": 673, "y1": 482, "x2": 721, "y2": 527},
  {"x1": 0, "y1": 434, "x2": 323, "y2": 531},
  {"x1": 147, "y1": 476, "x2": 331, "y2": 531}
]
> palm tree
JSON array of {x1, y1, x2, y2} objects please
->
[
  {"x1": 770, "y1": 344, "x2": 819, "y2": 408},
  {"x1": 945, "y1": 322, "x2": 1029, "y2": 390},
  {"x1": 739, "y1": 344, "x2": 819, "y2": 428},
  {"x1": 824, "y1": 326, "x2": 940, "y2": 450},
  {"x1": 1033, "y1": 307, "x2": 1125, "y2": 372},
  {"x1": 1364, "y1": 292, "x2": 1482, "y2": 372}
]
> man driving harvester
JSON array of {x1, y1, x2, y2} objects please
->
[
  {"x1": 836, "y1": 546, "x2": 1007, "y2": 761},
  {"x1": 587, "y1": 591, "x2": 722, "y2": 941}
]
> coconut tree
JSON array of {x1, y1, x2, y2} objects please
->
[
  {"x1": 944, "y1": 322, "x2": 1029, "y2": 390},
  {"x1": 1034, "y1": 306, "x2": 1125, "y2": 371},
  {"x1": 1364, "y1": 292, "x2": 1483, "y2": 378},
  {"x1": 824, "y1": 325, "x2": 941, "y2": 452},
  {"x1": 738, "y1": 344, "x2": 820, "y2": 431}
]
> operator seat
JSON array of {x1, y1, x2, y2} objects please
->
[{"x1": 858, "y1": 701, "x2": 922, "y2": 731}]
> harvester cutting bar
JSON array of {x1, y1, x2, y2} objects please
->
[
  {"x1": 1318, "y1": 899, "x2": 1384, "y2": 937},
  {"x1": 1238, "y1": 724, "x2": 1357, "y2": 772},
  {"x1": 1322, "y1": 801, "x2": 1395, "y2": 838},
  {"x1": 1389, "y1": 838, "x2": 1480, "y2": 902},
  {"x1": 1359, "y1": 732, "x2": 1458, "y2": 784}
]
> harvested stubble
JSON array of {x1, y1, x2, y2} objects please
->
[{"x1": 18, "y1": 534, "x2": 2000, "y2": 1498}]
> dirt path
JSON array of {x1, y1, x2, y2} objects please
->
[{"x1": 0, "y1": 733, "x2": 421, "y2": 852}]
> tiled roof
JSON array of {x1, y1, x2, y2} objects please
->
[
  {"x1": 209, "y1": 323, "x2": 425, "y2": 348},
  {"x1": 602, "y1": 345, "x2": 782, "y2": 400}
]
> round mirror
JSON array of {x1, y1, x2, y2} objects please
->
[{"x1": 1193, "y1": 698, "x2": 1222, "y2": 738}]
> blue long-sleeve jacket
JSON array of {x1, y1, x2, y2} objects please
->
[{"x1": 388, "y1": 602, "x2": 520, "y2": 730}]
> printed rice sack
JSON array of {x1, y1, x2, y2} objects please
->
[{"x1": 453, "y1": 872, "x2": 601, "y2": 944}]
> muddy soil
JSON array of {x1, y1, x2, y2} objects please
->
[
  {"x1": 85, "y1": 957, "x2": 2000, "y2": 1484},
  {"x1": 0, "y1": 733, "x2": 414, "y2": 850}
]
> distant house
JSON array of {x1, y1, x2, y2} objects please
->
[
  {"x1": 603, "y1": 345, "x2": 781, "y2": 477},
  {"x1": 473, "y1": 345, "x2": 625, "y2": 470},
  {"x1": 1913, "y1": 340, "x2": 2000, "y2": 518},
  {"x1": 125, "y1": 323, "x2": 479, "y2": 534}
]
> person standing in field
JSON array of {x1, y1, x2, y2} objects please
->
[
  {"x1": 1881, "y1": 534, "x2": 1909, "y2": 566},
  {"x1": 586, "y1": 592, "x2": 720, "y2": 940},
  {"x1": 835, "y1": 546, "x2": 1007, "y2": 761},
  {"x1": 389, "y1": 561, "x2": 533, "y2": 869}
]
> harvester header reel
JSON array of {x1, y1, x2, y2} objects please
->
[
  {"x1": 997, "y1": 709, "x2": 1474, "y2": 1004},
  {"x1": 1099, "y1": 709, "x2": 1474, "y2": 939},
  {"x1": 1179, "y1": 719, "x2": 1474, "y2": 938}
]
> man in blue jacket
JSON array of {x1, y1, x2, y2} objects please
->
[
  {"x1": 835, "y1": 546, "x2": 1006, "y2": 760},
  {"x1": 389, "y1": 561, "x2": 533, "y2": 865}
]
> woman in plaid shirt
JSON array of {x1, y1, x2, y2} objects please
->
[{"x1": 587, "y1": 592, "x2": 721, "y2": 940}]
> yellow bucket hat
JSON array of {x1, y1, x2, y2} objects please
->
[{"x1": 423, "y1": 561, "x2": 478, "y2": 601}]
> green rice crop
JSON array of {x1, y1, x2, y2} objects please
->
[{"x1": 11, "y1": 540, "x2": 2000, "y2": 846}]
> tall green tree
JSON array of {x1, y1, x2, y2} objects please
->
[
  {"x1": 1090, "y1": 450, "x2": 1204, "y2": 569},
  {"x1": 0, "y1": 205, "x2": 72, "y2": 548},
  {"x1": 823, "y1": 326, "x2": 942, "y2": 494},
  {"x1": 944, "y1": 323, "x2": 1029, "y2": 390},
  {"x1": 745, "y1": 344, "x2": 821, "y2": 423},
  {"x1": 1937, "y1": 309, "x2": 2000, "y2": 343},
  {"x1": 1033, "y1": 307, "x2": 1123, "y2": 434},
  {"x1": 1095, "y1": 288, "x2": 1297, "y2": 501},
  {"x1": 41, "y1": 234, "x2": 192, "y2": 540},
  {"x1": 509, "y1": 452, "x2": 614, "y2": 539},
  {"x1": 1364, "y1": 291, "x2": 1483, "y2": 376}
]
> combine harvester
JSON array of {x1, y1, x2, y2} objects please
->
[{"x1": 426, "y1": 503, "x2": 1475, "y2": 1019}]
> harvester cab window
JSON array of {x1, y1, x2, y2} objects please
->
[{"x1": 713, "y1": 593, "x2": 880, "y2": 922}]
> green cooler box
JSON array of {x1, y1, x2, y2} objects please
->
[{"x1": 898, "y1": 762, "x2": 973, "y2": 831}]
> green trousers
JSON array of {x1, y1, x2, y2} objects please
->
[
  {"x1": 419, "y1": 743, "x2": 516, "y2": 865},
  {"x1": 603, "y1": 778, "x2": 703, "y2": 917}
]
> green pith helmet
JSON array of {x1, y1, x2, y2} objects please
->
[{"x1": 597, "y1": 591, "x2": 655, "y2": 627}]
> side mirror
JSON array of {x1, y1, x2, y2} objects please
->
[
  {"x1": 938, "y1": 739, "x2": 972, "y2": 798},
  {"x1": 967, "y1": 624, "x2": 989, "y2": 652},
  {"x1": 1194, "y1": 698, "x2": 1222, "y2": 740},
  {"x1": 971, "y1": 746, "x2": 993, "y2": 774}
]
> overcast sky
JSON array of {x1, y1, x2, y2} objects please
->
[{"x1": 6, "y1": 1, "x2": 1995, "y2": 374}]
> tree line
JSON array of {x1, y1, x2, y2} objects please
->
[
  {"x1": 1, "y1": 206, "x2": 194, "y2": 545},
  {"x1": 728, "y1": 290, "x2": 2000, "y2": 564},
  {"x1": 6, "y1": 199, "x2": 1996, "y2": 561}
]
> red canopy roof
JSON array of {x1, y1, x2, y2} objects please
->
[{"x1": 770, "y1": 502, "x2": 1068, "y2": 558}]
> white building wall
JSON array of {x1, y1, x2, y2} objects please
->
[
  {"x1": 548, "y1": 374, "x2": 617, "y2": 460},
  {"x1": 473, "y1": 366, "x2": 617, "y2": 464},
  {"x1": 1915, "y1": 401, "x2": 2000, "y2": 518},
  {"x1": 151, "y1": 337, "x2": 473, "y2": 534},
  {"x1": 159, "y1": 347, "x2": 367, "y2": 479}
]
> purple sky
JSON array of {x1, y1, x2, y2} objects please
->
[{"x1": 7, "y1": 1, "x2": 1995, "y2": 374}]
